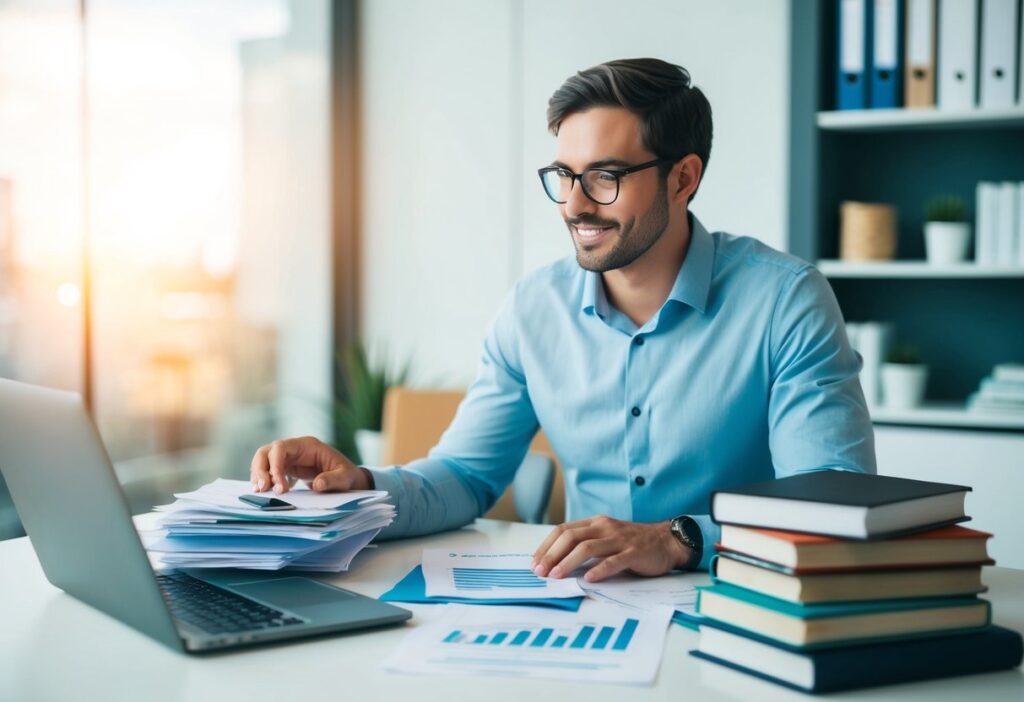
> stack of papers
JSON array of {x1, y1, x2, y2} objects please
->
[{"x1": 141, "y1": 479, "x2": 394, "y2": 571}]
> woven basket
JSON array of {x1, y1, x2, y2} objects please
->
[{"x1": 839, "y1": 201, "x2": 897, "y2": 261}]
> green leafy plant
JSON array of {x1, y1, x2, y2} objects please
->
[
  {"x1": 332, "y1": 341, "x2": 410, "y2": 462},
  {"x1": 924, "y1": 195, "x2": 966, "y2": 223},
  {"x1": 886, "y1": 344, "x2": 922, "y2": 365}
]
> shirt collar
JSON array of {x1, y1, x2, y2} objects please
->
[{"x1": 580, "y1": 213, "x2": 714, "y2": 317}]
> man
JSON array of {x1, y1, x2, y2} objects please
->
[{"x1": 250, "y1": 58, "x2": 875, "y2": 582}]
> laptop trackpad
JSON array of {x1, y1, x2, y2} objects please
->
[{"x1": 231, "y1": 578, "x2": 356, "y2": 613}]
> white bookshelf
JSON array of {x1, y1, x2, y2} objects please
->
[
  {"x1": 817, "y1": 107, "x2": 1024, "y2": 132},
  {"x1": 869, "y1": 402, "x2": 1024, "y2": 431},
  {"x1": 817, "y1": 260, "x2": 1024, "y2": 279}
]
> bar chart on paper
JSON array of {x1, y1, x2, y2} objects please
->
[
  {"x1": 442, "y1": 617, "x2": 639, "y2": 651},
  {"x1": 422, "y1": 550, "x2": 586, "y2": 600},
  {"x1": 451, "y1": 568, "x2": 546, "y2": 591},
  {"x1": 383, "y1": 601, "x2": 674, "y2": 685}
]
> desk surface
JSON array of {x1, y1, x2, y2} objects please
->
[{"x1": 1, "y1": 519, "x2": 1021, "y2": 701}]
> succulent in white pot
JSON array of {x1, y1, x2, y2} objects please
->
[
  {"x1": 923, "y1": 195, "x2": 970, "y2": 265},
  {"x1": 881, "y1": 345, "x2": 928, "y2": 409}
]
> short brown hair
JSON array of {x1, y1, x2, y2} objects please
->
[{"x1": 546, "y1": 58, "x2": 713, "y2": 202}]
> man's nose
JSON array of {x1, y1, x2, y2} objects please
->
[{"x1": 562, "y1": 178, "x2": 598, "y2": 220}]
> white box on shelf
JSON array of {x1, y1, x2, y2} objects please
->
[
  {"x1": 975, "y1": 181, "x2": 998, "y2": 264},
  {"x1": 997, "y1": 182, "x2": 1020, "y2": 265}
]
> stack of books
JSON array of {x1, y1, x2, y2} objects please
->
[
  {"x1": 690, "y1": 472, "x2": 1023, "y2": 694},
  {"x1": 968, "y1": 363, "x2": 1024, "y2": 416}
]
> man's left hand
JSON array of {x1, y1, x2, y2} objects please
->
[{"x1": 531, "y1": 515, "x2": 691, "y2": 583}]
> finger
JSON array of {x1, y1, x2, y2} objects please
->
[
  {"x1": 266, "y1": 440, "x2": 294, "y2": 494},
  {"x1": 548, "y1": 538, "x2": 620, "y2": 579},
  {"x1": 311, "y1": 466, "x2": 360, "y2": 492},
  {"x1": 265, "y1": 436, "x2": 351, "y2": 494},
  {"x1": 250, "y1": 446, "x2": 271, "y2": 492},
  {"x1": 535, "y1": 525, "x2": 602, "y2": 577},
  {"x1": 582, "y1": 553, "x2": 631, "y2": 583},
  {"x1": 532, "y1": 518, "x2": 592, "y2": 567}
]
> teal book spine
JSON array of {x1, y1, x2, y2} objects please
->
[{"x1": 697, "y1": 581, "x2": 987, "y2": 620}]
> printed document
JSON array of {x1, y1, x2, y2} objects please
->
[
  {"x1": 422, "y1": 550, "x2": 586, "y2": 600},
  {"x1": 382, "y1": 600, "x2": 673, "y2": 685}
]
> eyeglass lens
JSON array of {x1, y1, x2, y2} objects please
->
[{"x1": 541, "y1": 169, "x2": 620, "y2": 205}]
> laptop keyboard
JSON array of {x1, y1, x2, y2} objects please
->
[{"x1": 156, "y1": 572, "x2": 305, "y2": 634}]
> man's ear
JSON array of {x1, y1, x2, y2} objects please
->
[{"x1": 672, "y1": 154, "x2": 703, "y2": 205}]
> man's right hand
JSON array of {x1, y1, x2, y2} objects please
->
[{"x1": 249, "y1": 436, "x2": 374, "y2": 495}]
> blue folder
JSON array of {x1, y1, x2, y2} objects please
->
[
  {"x1": 379, "y1": 565, "x2": 583, "y2": 611},
  {"x1": 869, "y1": 0, "x2": 904, "y2": 108},
  {"x1": 836, "y1": 0, "x2": 873, "y2": 109}
]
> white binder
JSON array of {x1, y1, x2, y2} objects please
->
[
  {"x1": 980, "y1": 0, "x2": 1019, "y2": 108},
  {"x1": 937, "y1": 0, "x2": 979, "y2": 109}
]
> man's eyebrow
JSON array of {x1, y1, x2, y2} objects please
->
[{"x1": 549, "y1": 158, "x2": 634, "y2": 170}]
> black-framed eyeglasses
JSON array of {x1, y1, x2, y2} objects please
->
[{"x1": 537, "y1": 157, "x2": 675, "y2": 206}]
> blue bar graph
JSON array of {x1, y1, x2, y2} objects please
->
[
  {"x1": 591, "y1": 626, "x2": 615, "y2": 650},
  {"x1": 440, "y1": 617, "x2": 640, "y2": 653},
  {"x1": 530, "y1": 628, "x2": 554, "y2": 647},
  {"x1": 510, "y1": 630, "x2": 530, "y2": 646},
  {"x1": 452, "y1": 568, "x2": 546, "y2": 591},
  {"x1": 612, "y1": 619, "x2": 638, "y2": 651},
  {"x1": 570, "y1": 625, "x2": 595, "y2": 649}
]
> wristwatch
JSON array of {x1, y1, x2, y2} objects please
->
[{"x1": 669, "y1": 515, "x2": 704, "y2": 570}]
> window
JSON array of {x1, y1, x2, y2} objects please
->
[{"x1": 0, "y1": 0, "x2": 333, "y2": 536}]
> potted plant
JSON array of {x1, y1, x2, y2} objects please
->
[
  {"x1": 923, "y1": 195, "x2": 970, "y2": 265},
  {"x1": 881, "y1": 344, "x2": 928, "y2": 409},
  {"x1": 332, "y1": 341, "x2": 409, "y2": 465}
]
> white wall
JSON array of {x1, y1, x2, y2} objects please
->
[
  {"x1": 876, "y1": 427, "x2": 1024, "y2": 569},
  {"x1": 360, "y1": 0, "x2": 791, "y2": 386}
]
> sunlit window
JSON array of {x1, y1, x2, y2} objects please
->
[{"x1": 0, "y1": 0, "x2": 332, "y2": 533}]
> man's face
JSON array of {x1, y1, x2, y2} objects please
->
[{"x1": 552, "y1": 107, "x2": 670, "y2": 273}]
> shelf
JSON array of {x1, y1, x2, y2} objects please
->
[
  {"x1": 817, "y1": 107, "x2": 1024, "y2": 132},
  {"x1": 870, "y1": 402, "x2": 1024, "y2": 431},
  {"x1": 817, "y1": 260, "x2": 1024, "y2": 279}
]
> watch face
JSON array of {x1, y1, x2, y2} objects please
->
[{"x1": 681, "y1": 517, "x2": 703, "y2": 548}]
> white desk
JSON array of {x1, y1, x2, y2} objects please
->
[{"x1": 1, "y1": 519, "x2": 1021, "y2": 701}]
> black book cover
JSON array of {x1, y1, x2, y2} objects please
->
[
  {"x1": 691, "y1": 622, "x2": 1023, "y2": 693},
  {"x1": 712, "y1": 471, "x2": 970, "y2": 510}
]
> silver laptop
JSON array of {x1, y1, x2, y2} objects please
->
[{"x1": 0, "y1": 378, "x2": 410, "y2": 653}]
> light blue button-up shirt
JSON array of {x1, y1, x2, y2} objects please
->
[{"x1": 370, "y1": 215, "x2": 876, "y2": 569}]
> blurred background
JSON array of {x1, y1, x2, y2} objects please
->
[{"x1": 1, "y1": 0, "x2": 1021, "y2": 565}]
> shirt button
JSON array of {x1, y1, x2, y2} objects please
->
[
  {"x1": 634, "y1": 336, "x2": 644, "y2": 346},
  {"x1": 635, "y1": 476, "x2": 646, "y2": 486},
  {"x1": 631, "y1": 406, "x2": 641, "y2": 417}
]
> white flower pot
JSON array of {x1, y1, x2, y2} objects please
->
[
  {"x1": 354, "y1": 429, "x2": 383, "y2": 466},
  {"x1": 924, "y1": 221, "x2": 971, "y2": 265},
  {"x1": 881, "y1": 363, "x2": 928, "y2": 409}
]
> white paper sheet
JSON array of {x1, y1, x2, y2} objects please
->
[
  {"x1": 421, "y1": 550, "x2": 586, "y2": 600},
  {"x1": 173, "y1": 478, "x2": 388, "y2": 515},
  {"x1": 381, "y1": 600, "x2": 674, "y2": 685},
  {"x1": 577, "y1": 572, "x2": 703, "y2": 617}
]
